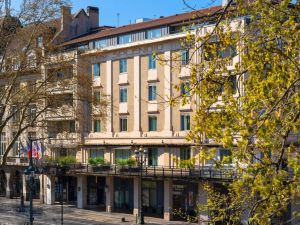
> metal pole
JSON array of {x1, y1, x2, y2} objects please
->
[
  {"x1": 29, "y1": 138, "x2": 34, "y2": 225},
  {"x1": 60, "y1": 171, "x2": 64, "y2": 225},
  {"x1": 138, "y1": 154, "x2": 144, "y2": 224}
]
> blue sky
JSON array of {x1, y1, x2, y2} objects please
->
[{"x1": 11, "y1": 0, "x2": 221, "y2": 27}]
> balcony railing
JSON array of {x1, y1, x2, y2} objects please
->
[{"x1": 57, "y1": 164, "x2": 238, "y2": 181}]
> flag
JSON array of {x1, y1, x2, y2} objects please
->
[
  {"x1": 26, "y1": 141, "x2": 31, "y2": 158},
  {"x1": 20, "y1": 142, "x2": 27, "y2": 156},
  {"x1": 32, "y1": 141, "x2": 40, "y2": 159},
  {"x1": 34, "y1": 141, "x2": 42, "y2": 160}
]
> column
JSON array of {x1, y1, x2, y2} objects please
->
[
  {"x1": 5, "y1": 172, "x2": 11, "y2": 198},
  {"x1": 39, "y1": 175, "x2": 44, "y2": 203},
  {"x1": 164, "y1": 51, "x2": 172, "y2": 134},
  {"x1": 77, "y1": 175, "x2": 87, "y2": 209},
  {"x1": 104, "y1": 147, "x2": 112, "y2": 165},
  {"x1": 106, "y1": 60, "x2": 113, "y2": 134},
  {"x1": 45, "y1": 175, "x2": 55, "y2": 205},
  {"x1": 133, "y1": 55, "x2": 141, "y2": 135},
  {"x1": 198, "y1": 182, "x2": 209, "y2": 225},
  {"x1": 164, "y1": 180, "x2": 172, "y2": 221},
  {"x1": 22, "y1": 174, "x2": 28, "y2": 201},
  {"x1": 105, "y1": 176, "x2": 114, "y2": 213},
  {"x1": 133, "y1": 177, "x2": 140, "y2": 216}
]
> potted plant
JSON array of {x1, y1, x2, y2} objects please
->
[
  {"x1": 117, "y1": 158, "x2": 138, "y2": 173},
  {"x1": 88, "y1": 157, "x2": 111, "y2": 172}
]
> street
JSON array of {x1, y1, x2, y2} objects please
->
[{"x1": 0, "y1": 198, "x2": 190, "y2": 225}]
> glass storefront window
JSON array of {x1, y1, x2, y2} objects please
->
[
  {"x1": 142, "y1": 180, "x2": 164, "y2": 217},
  {"x1": 114, "y1": 178, "x2": 133, "y2": 212}
]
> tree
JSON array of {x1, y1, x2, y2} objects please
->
[
  {"x1": 0, "y1": 0, "x2": 78, "y2": 166},
  {"x1": 175, "y1": 0, "x2": 300, "y2": 224}
]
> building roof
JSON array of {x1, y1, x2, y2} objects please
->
[{"x1": 62, "y1": 5, "x2": 222, "y2": 46}]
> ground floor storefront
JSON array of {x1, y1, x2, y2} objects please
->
[{"x1": 42, "y1": 174, "x2": 206, "y2": 222}]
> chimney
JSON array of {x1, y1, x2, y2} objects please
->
[
  {"x1": 61, "y1": 6, "x2": 72, "y2": 30},
  {"x1": 87, "y1": 6, "x2": 99, "y2": 29}
]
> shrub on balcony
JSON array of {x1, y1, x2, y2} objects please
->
[
  {"x1": 44, "y1": 155, "x2": 58, "y2": 165},
  {"x1": 116, "y1": 157, "x2": 136, "y2": 167},
  {"x1": 88, "y1": 157, "x2": 108, "y2": 166},
  {"x1": 179, "y1": 158, "x2": 195, "y2": 169},
  {"x1": 58, "y1": 155, "x2": 76, "y2": 166}
]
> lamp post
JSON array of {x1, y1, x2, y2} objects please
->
[
  {"x1": 134, "y1": 147, "x2": 147, "y2": 225},
  {"x1": 24, "y1": 137, "x2": 43, "y2": 225},
  {"x1": 56, "y1": 164, "x2": 65, "y2": 225},
  {"x1": 24, "y1": 138, "x2": 37, "y2": 225}
]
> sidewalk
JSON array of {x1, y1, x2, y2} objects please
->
[{"x1": 0, "y1": 197, "x2": 192, "y2": 225}]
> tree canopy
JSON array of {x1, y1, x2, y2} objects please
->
[{"x1": 181, "y1": 0, "x2": 300, "y2": 224}]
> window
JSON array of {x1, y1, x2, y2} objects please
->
[
  {"x1": 95, "y1": 39, "x2": 108, "y2": 48},
  {"x1": 12, "y1": 132, "x2": 19, "y2": 156},
  {"x1": 148, "y1": 148, "x2": 158, "y2": 166},
  {"x1": 90, "y1": 149, "x2": 104, "y2": 158},
  {"x1": 37, "y1": 36, "x2": 43, "y2": 48},
  {"x1": 228, "y1": 75, "x2": 237, "y2": 94},
  {"x1": 28, "y1": 55, "x2": 36, "y2": 68},
  {"x1": 69, "y1": 121, "x2": 75, "y2": 132},
  {"x1": 115, "y1": 149, "x2": 131, "y2": 161},
  {"x1": 146, "y1": 28, "x2": 162, "y2": 39},
  {"x1": 148, "y1": 116, "x2": 157, "y2": 131},
  {"x1": 120, "y1": 117, "x2": 128, "y2": 132},
  {"x1": 12, "y1": 58, "x2": 20, "y2": 70},
  {"x1": 180, "y1": 114, "x2": 190, "y2": 131},
  {"x1": 120, "y1": 87, "x2": 128, "y2": 103},
  {"x1": 28, "y1": 132, "x2": 36, "y2": 139},
  {"x1": 0, "y1": 132, "x2": 6, "y2": 156},
  {"x1": 181, "y1": 50, "x2": 189, "y2": 65},
  {"x1": 219, "y1": 148, "x2": 232, "y2": 163},
  {"x1": 28, "y1": 104, "x2": 37, "y2": 121},
  {"x1": 204, "y1": 42, "x2": 237, "y2": 61},
  {"x1": 148, "y1": 84, "x2": 157, "y2": 101},
  {"x1": 11, "y1": 105, "x2": 19, "y2": 123},
  {"x1": 94, "y1": 120, "x2": 101, "y2": 132},
  {"x1": 94, "y1": 91, "x2": 101, "y2": 103},
  {"x1": 119, "y1": 59, "x2": 127, "y2": 73},
  {"x1": 93, "y1": 63, "x2": 100, "y2": 78},
  {"x1": 118, "y1": 34, "x2": 132, "y2": 45},
  {"x1": 148, "y1": 55, "x2": 156, "y2": 69},
  {"x1": 180, "y1": 147, "x2": 191, "y2": 160},
  {"x1": 180, "y1": 81, "x2": 190, "y2": 96}
]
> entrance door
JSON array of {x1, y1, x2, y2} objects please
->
[
  {"x1": 68, "y1": 177, "x2": 77, "y2": 202},
  {"x1": 172, "y1": 181, "x2": 198, "y2": 220},
  {"x1": 142, "y1": 180, "x2": 164, "y2": 217},
  {"x1": 114, "y1": 177, "x2": 133, "y2": 213},
  {"x1": 87, "y1": 176, "x2": 105, "y2": 208},
  {"x1": 0, "y1": 170, "x2": 6, "y2": 197}
]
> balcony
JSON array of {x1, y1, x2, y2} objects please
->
[
  {"x1": 45, "y1": 105, "x2": 75, "y2": 120},
  {"x1": 47, "y1": 132, "x2": 80, "y2": 148},
  {"x1": 67, "y1": 164, "x2": 237, "y2": 181},
  {"x1": 3, "y1": 156, "x2": 29, "y2": 166}
]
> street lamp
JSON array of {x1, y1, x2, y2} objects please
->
[
  {"x1": 134, "y1": 147, "x2": 147, "y2": 224},
  {"x1": 56, "y1": 164, "x2": 66, "y2": 225},
  {"x1": 24, "y1": 138, "x2": 41, "y2": 225}
]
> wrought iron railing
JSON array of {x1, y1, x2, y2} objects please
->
[{"x1": 60, "y1": 164, "x2": 238, "y2": 181}]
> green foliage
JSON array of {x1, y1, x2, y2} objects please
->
[
  {"x1": 179, "y1": 159, "x2": 195, "y2": 169},
  {"x1": 57, "y1": 155, "x2": 76, "y2": 166},
  {"x1": 116, "y1": 157, "x2": 136, "y2": 167},
  {"x1": 44, "y1": 155, "x2": 58, "y2": 164},
  {"x1": 88, "y1": 157, "x2": 107, "y2": 166},
  {"x1": 179, "y1": 0, "x2": 300, "y2": 224}
]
